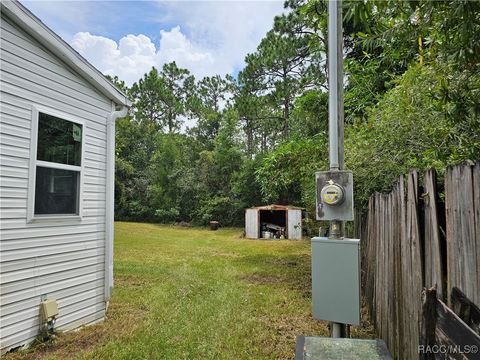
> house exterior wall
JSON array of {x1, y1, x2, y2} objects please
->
[{"x1": 0, "y1": 13, "x2": 111, "y2": 352}]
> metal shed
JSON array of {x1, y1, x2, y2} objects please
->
[{"x1": 245, "y1": 204, "x2": 303, "y2": 240}]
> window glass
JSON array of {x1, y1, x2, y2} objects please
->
[
  {"x1": 37, "y1": 112, "x2": 82, "y2": 166},
  {"x1": 34, "y1": 167, "x2": 79, "y2": 215}
]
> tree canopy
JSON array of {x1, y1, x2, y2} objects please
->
[{"x1": 114, "y1": 0, "x2": 480, "y2": 231}]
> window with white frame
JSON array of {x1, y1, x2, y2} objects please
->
[{"x1": 29, "y1": 109, "x2": 84, "y2": 218}]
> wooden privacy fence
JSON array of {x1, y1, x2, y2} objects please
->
[{"x1": 361, "y1": 162, "x2": 480, "y2": 360}]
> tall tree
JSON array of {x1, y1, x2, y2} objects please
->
[
  {"x1": 161, "y1": 62, "x2": 195, "y2": 133},
  {"x1": 188, "y1": 75, "x2": 234, "y2": 150},
  {"x1": 130, "y1": 62, "x2": 194, "y2": 133},
  {"x1": 129, "y1": 67, "x2": 165, "y2": 127},
  {"x1": 237, "y1": 8, "x2": 325, "y2": 152}
]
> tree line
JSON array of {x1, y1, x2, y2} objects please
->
[{"x1": 113, "y1": 0, "x2": 480, "y2": 230}]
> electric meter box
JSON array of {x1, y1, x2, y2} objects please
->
[
  {"x1": 311, "y1": 237, "x2": 360, "y2": 325},
  {"x1": 316, "y1": 170, "x2": 354, "y2": 221}
]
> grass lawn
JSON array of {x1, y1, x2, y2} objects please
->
[{"x1": 7, "y1": 222, "x2": 373, "y2": 360}]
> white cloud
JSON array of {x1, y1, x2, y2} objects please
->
[
  {"x1": 155, "y1": 2, "x2": 285, "y2": 72},
  {"x1": 119, "y1": 34, "x2": 156, "y2": 57},
  {"x1": 71, "y1": 32, "x2": 119, "y2": 73},
  {"x1": 157, "y1": 27, "x2": 217, "y2": 77},
  {"x1": 52, "y1": 1, "x2": 285, "y2": 86},
  {"x1": 71, "y1": 32, "x2": 158, "y2": 85},
  {"x1": 71, "y1": 27, "x2": 217, "y2": 85}
]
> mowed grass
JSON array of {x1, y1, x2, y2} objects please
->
[{"x1": 7, "y1": 222, "x2": 373, "y2": 360}]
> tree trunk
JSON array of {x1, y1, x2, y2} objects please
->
[{"x1": 283, "y1": 97, "x2": 290, "y2": 139}]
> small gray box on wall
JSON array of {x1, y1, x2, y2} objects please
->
[{"x1": 311, "y1": 237, "x2": 360, "y2": 325}]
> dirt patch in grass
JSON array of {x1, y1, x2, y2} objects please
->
[
  {"x1": 210, "y1": 251, "x2": 240, "y2": 258},
  {"x1": 4, "y1": 323, "x2": 108, "y2": 360},
  {"x1": 264, "y1": 258, "x2": 301, "y2": 267},
  {"x1": 258, "y1": 312, "x2": 329, "y2": 359},
  {"x1": 240, "y1": 273, "x2": 284, "y2": 285},
  {"x1": 263, "y1": 313, "x2": 322, "y2": 340}
]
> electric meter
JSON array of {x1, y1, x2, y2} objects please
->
[
  {"x1": 316, "y1": 170, "x2": 354, "y2": 221},
  {"x1": 320, "y1": 182, "x2": 345, "y2": 206}
]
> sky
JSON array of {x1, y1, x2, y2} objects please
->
[{"x1": 22, "y1": 0, "x2": 286, "y2": 86}]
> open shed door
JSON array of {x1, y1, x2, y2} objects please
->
[
  {"x1": 287, "y1": 209, "x2": 302, "y2": 239},
  {"x1": 245, "y1": 209, "x2": 259, "y2": 238}
]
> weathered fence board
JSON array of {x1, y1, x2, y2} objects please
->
[
  {"x1": 421, "y1": 287, "x2": 437, "y2": 360},
  {"x1": 423, "y1": 169, "x2": 444, "y2": 300},
  {"x1": 406, "y1": 170, "x2": 423, "y2": 360},
  {"x1": 365, "y1": 197, "x2": 376, "y2": 321},
  {"x1": 393, "y1": 182, "x2": 403, "y2": 357},
  {"x1": 422, "y1": 287, "x2": 480, "y2": 360},
  {"x1": 399, "y1": 175, "x2": 408, "y2": 358},
  {"x1": 362, "y1": 162, "x2": 479, "y2": 360},
  {"x1": 451, "y1": 287, "x2": 480, "y2": 336},
  {"x1": 445, "y1": 163, "x2": 480, "y2": 306},
  {"x1": 473, "y1": 163, "x2": 480, "y2": 307}
]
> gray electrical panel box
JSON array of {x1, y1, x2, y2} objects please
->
[
  {"x1": 316, "y1": 170, "x2": 354, "y2": 221},
  {"x1": 311, "y1": 237, "x2": 360, "y2": 325}
]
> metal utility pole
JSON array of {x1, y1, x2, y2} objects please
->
[
  {"x1": 328, "y1": 0, "x2": 345, "y2": 338},
  {"x1": 328, "y1": 0, "x2": 344, "y2": 172},
  {"x1": 313, "y1": 0, "x2": 358, "y2": 340}
]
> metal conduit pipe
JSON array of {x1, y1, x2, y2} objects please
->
[
  {"x1": 328, "y1": 0, "x2": 340, "y2": 171},
  {"x1": 328, "y1": 0, "x2": 346, "y2": 338}
]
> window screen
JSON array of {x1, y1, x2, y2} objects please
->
[{"x1": 35, "y1": 167, "x2": 79, "y2": 215}]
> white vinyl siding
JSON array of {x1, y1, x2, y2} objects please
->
[{"x1": 0, "y1": 12, "x2": 111, "y2": 353}]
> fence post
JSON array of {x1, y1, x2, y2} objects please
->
[{"x1": 420, "y1": 287, "x2": 437, "y2": 360}]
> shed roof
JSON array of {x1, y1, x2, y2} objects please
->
[
  {"x1": 1, "y1": 0, "x2": 131, "y2": 107},
  {"x1": 249, "y1": 204, "x2": 304, "y2": 211}
]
